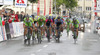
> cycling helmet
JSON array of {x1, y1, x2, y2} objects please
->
[
  {"x1": 48, "y1": 16, "x2": 52, "y2": 19},
  {"x1": 73, "y1": 17, "x2": 77, "y2": 21},
  {"x1": 26, "y1": 15, "x2": 29, "y2": 19},
  {"x1": 57, "y1": 16, "x2": 61, "y2": 19}
]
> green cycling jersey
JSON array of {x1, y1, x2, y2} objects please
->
[
  {"x1": 37, "y1": 16, "x2": 46, "y2": 26},
  {"x1": 65, "y1": 19, "x2": 72, "y2": 26},
  {"x1": 72, "y1": 19, "x2": 79, "y2": 28},
  {"x1": 23, "y1": 18, "x2": 34, "y2": 27}
]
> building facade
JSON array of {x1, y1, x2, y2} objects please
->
[
  {"x1": 77, "y1": 0, "x2": 93, "y2": 16},
  {"x1": 26, "y1": 0, "x2": 53, "y2": 15}
]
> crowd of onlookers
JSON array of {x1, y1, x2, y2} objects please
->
[
  {"x1": 0, "y1": 8, "x2": 26, "y2": 24},
  {"x1": 0, "y1": 8, "x2": 27, "y2": 40}
]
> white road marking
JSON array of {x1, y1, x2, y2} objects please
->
[
  {"x1": 31, "y1": 54, "x2": 35, "y2": 55},
  {"x1": 37, "y1": 49, "x2": 42, "y2": 52},
  {"x1": 43, "y1": 45, "x2": 48, "y2": 48}
]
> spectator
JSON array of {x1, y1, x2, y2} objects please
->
[
  {"x1": 6, "y1": 12, "x2": 11, "y2": 22},
  {"x1": 2, "y1": 8, "x2": 7, "y2": 18},
  {"x1": 11, "y1": 11, "x2": 15, "y2": 22},
  {"x1": 5, "y1": 12, "x2": 11, "y2": 40},
  {"x1": 0, "y1": 14, "x2": 4, "y2": 21},
  {"x1": 15, "y1": 11, "x2": 19, "y2": 22},
  {"x1": 9, "y1": 9, "x2": 13, "y2": 15},
  {"x1": 19, "y1": 11, "x2": 25, "y2": 21}
]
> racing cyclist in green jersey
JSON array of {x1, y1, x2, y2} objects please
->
[
  {"x1": 72, "y1": 17, "x2": 80, "y2": 38},
  {"x1": 23, "y1": 16, "x2": 35, "y2": 41},
  {"x1": 37, "y1": 15, "x2": 46, "y2": 37},
  {"x1": 65, "y1": 18, "x2": 72, "y2": 35},
  {"x1": 65, "y1": 18, "x2": 72, "y2": 29}
]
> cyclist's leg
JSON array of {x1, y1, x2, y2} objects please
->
[
  {"x1": 56, "y1": 27, "x2": 58, "y2": 37},
  {"x1": 49, "y1": 26, "x2": 51, "y2": 35},
  {"x1": 24, "y1": 26, "x2": 27, "y2": 39},
  {"x1": 30, "y1": 27, "x2": 33, "y2": 35},
  {"x1": 40, "y1": 27, "x2": 43, "y2": 35},
  {"x1": 76, "y1": 28, "x2": 78, "y2": 37}
]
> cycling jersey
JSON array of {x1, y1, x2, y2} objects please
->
[
  {"x1": 55, "y1": 19, "x2": 63, "y2": 27},
  {"x1": 23, "y1": 18, "x2": 33, "y2": 27},
  {"x1": 65, "y1": 19, "x2": 72, "y2": 25},
  {"x1": 37, "y1": 17, "x2": 46, "y2": 27},
  {"x1": 46, "y1": 19, "x2": 53, "y2": 26},
  {"x1": 72, "y1": 20, "x2": 79, "y2": 28}
]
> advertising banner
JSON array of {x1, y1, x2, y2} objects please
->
[
  {"x1": 4, "y1": 0, "x2": 13, "y2": 5},
  {"x1": 0, "y1": 26, "x2": 3, "y2": 41},
  {"x1": 15, "y1": 0, "x2": 27, "y2": 8},
  {"x1": 9, "y1": 23, "x2": 14, "y2": 38}
]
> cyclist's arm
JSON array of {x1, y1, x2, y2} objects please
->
[
  {"x1": 77, "y1": 20, "x2": 81, "y2": 29},
  {"x1": 37, "y1": 20, "x2": 39, "y2": 27},
  {"x1": 23, "y1": 18, "x2": 26, "y2": 28}
]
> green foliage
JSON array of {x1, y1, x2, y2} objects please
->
[
  {"x1": 54, "y1": 0, "x2": 78, "y2": 10},
  {"x1": 28, "y1": 0, "x2": 38, "y2": 3}
]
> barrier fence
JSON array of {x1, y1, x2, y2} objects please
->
[{"x1": 0, "y1": 22, "x2": 24, "y2": 42}]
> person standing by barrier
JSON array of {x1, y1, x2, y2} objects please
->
[
  {"x1": 19, "y1": 11, "x2": 25, "y2": 22},
  {"x1": 11, "y1": 11, "x2": 15, "y2": 22},
  {"x1": 15, "y1": 11, "x2": 19, "y2": 22},
  {"x1": 4, "y1": 12, "x2": 11, "y2": 40}
]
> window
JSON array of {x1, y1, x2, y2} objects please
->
[
  {"x1": 86, "y1": 7, "x2": 91, "y2": 11},
  {"x1": 78, "y1": 7, "x2": 82, "y2": 11}
]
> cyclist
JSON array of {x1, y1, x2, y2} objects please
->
[
  {"x1": 65, "y1": 17, "x2": 72, "y2": 30},
  {"x1": 55, "y1": 16, "x2": 63, "y2": 38},
  {"x1": 45, "y1": 16, "x2": 53, "y2": 37},
  {"x1": 51, "y1": 16, "x2": 56, "y2": 36},
  {"x1": 23, "y1": 15, "x2": 35, "y2": 43},
  {"x1": 60, "y1": 16, "x2": 64, "y2": 32},
  {"x1": 65, "y1": 17, "x2": 72, "y2": 36},
  {"x1": 37, "y1": 15, "x2": 46, "y2": 37},
  {"x1": 72, "y1": 17, "x2": 80, "y2": 38},
  {"x1": 33, "y1": 16, "x2": 38, "y2": 38}
]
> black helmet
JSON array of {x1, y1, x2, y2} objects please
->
[
  {"x1": 57, "y1": 16, "x2": 60, "y2": 19},
  {"x1": 48, "y1": 16, "x2": 52, "y2": 19}
]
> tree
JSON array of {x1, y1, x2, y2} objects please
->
[
  {"x1": 28, "y1": 0, "x2": 38, "y2": 15},
  {"x1": 53, "y1": 0, "x2": 78, "y2": 11}
]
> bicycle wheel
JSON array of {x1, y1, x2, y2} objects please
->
[
  {"x1": 67, "y1": 27, "x2": 69, "y2": 36},
  {"x1": 38, "y1": 36, "x2": 41, "y2": 44},
  {"x1": 47, "y1": 28, "x2": 50, "y2": 42},
  {"x1": 73, "y1": 31, "x2": 77, "y2": 44},
  {"x1": 32, "y1": 30, "x2": 35, "y2": 44},
  {"x1": 58, "y1": 31, "x2": 60, "y2": 43},
  {"x1": 28, "y1": 38, "x2": 30, "y2": 45},
  {"x1": 37, "y1": 29, "x2": 42, "y2": 44}
]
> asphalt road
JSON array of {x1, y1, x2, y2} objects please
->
[{"x1": 0, "y1": 28, "x2": 100, "y2": 55}]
